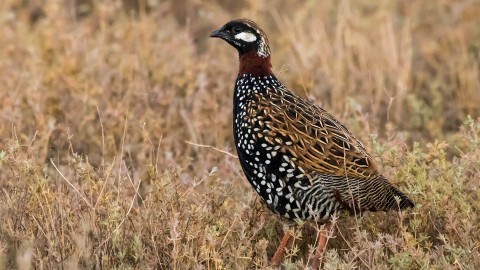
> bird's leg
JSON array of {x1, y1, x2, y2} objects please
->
[
  {"x1": 309, "y1": 220, "x2": 333, "y2": 269},
  {"x1": 270, "y1": 231, "x2": 292, "y2": 266},
  {"x1": 316, "y1": 220, "x2": 333, "y2": 256}
]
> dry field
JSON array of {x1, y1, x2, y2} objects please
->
[{"x1": 1, "y1": 0, "x2": 480, "y2": 269}]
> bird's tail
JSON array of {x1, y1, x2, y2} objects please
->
[
  {"x1": 340, "y1": 176, "x2": 414, "y2": 212},
  {"x1": 386, "y1": 184, "x2": 415, "y2": 210}
]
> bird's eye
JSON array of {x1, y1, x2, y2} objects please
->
[{"x1": 232, "y1": 26, "x2": 242, "y2": 33}]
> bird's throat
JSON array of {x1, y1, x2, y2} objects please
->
[{"x1": 238, "y1": 52, "x2": 273, "y2": 77}]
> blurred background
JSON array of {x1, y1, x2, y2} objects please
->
[
  {"x1": 1, "y1": 0, "x2": 479, "y2": 268},
  {"x1": 2, "y1": 0, "x2": 479, "y2": 168}
]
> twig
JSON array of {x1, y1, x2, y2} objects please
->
[
  {"x1": 185, "y1": 141, "x2": 238, "y2": 159},
  {"x1": 96, "y1": 105, "x2": 105, "y2": 165},
  {"x1": 50, "y1": 159, "x2": 93, "y2": 209},
  {"x1": 95, "y1": 163, "x2": 142, "y2": 253},
  {"x1": 221, "y1": 215, "x2": 237, "y2": 248},
  {"x1": 113, "y1": 162, "x2": 140, "y2": 233},
  {"x1": 94, "y1": 157, "x2": 116, "y2": 209}
]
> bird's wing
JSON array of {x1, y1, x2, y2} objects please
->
[{"x1": 252, "y1": 87, "x2": 379, "y2": 180}]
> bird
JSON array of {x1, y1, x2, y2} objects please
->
[{"x1": 210, "y1": 19, "x2": 414, "y2": 267}]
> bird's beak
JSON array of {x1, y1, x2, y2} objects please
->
[{"x1": 210, "y1": 27, "x2": 228, "y2": 39}]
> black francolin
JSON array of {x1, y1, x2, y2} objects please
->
[{"x1": 210, "y1": 19, "x2": 414, "y2": 266}]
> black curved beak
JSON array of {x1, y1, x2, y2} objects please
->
[{"x1": 210, "y1": 27, "x2": 228, "y2": 39}]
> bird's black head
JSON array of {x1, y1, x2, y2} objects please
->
[{"x1": 210, "y1": 19, "x2": 271, "y2": 58}]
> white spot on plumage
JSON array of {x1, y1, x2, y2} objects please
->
[
  {"x1": 294, "y1": 206, "x2": 301, "y2": 212},
  {"x1": 273, "y1": 195, "x2": 279, "y2": 206}
]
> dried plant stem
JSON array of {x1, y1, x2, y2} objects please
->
[{"x1": 185, "y1": 140, "x2": 238, "y2": 159}]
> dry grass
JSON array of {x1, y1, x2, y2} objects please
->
[{"x1": 1, "y1": 0, "x2": 479, "y2": 269}]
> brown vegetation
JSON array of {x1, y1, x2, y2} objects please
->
[{"x1": 1, "y1": 0, "x2": 479, "y2": 269}]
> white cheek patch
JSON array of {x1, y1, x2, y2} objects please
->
[{"x1": 235, "y1": 32, "x2": 257, "y2": 42}]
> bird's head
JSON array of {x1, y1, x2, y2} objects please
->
[{"x1": 210, "y1": 19, "x2": 271, "y2": 58}]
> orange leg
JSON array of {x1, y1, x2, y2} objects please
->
[
  {"x1": 316, "y1": 221, "x2": 333, "y2": 256},
  {"x1": 270, "y1": 231, "x2": 292, "y2": 266},
  {"x1": 309, "y1": 221, "x2": 333, "y2": 269}
]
